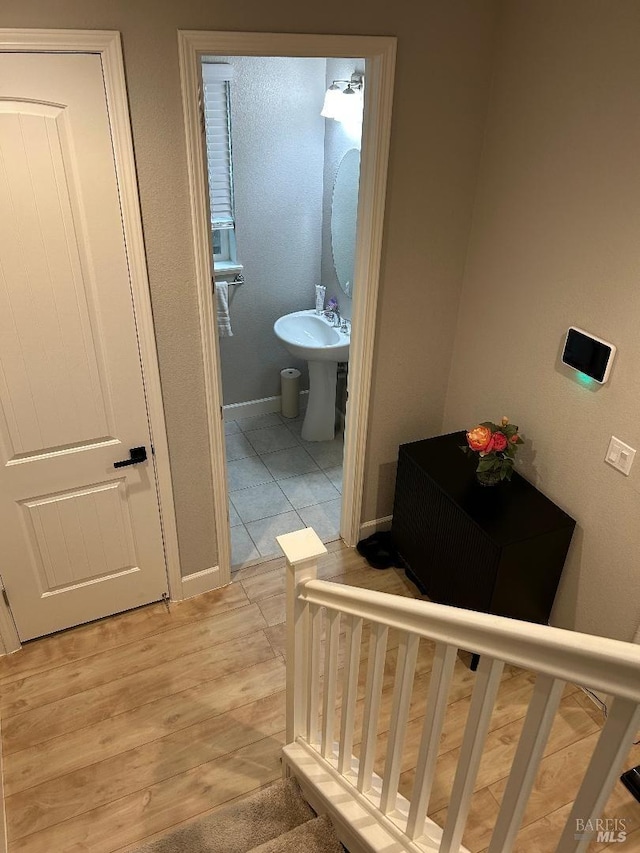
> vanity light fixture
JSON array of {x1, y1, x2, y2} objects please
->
[
  {"x1": 320, "y1": 82, "x2": 344, "y2": 119},
  {"x1": 321, "y1": 73, "x2": 364, "y2": 122}
]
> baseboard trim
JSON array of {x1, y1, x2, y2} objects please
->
[
  {"x1": 224, "y1": 390, "x2": 308, "y2": 421},
  {"x1": 359, "y1": 516, "x2": 392, "y2": 539},
  {"x1": 180, "y1": 565, "x2": 224, "y2": 598}
]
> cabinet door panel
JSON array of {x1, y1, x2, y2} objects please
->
[
  {"x1": 392, "y1": 452, "x2": 441, "y2": 582},
  {"x1": 430, "y1": 496, "x2": 497, "y2": 612}
]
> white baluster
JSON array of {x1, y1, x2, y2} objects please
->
[
  {"x1": 321, "y1": 608, "x2": 341, "y2": 759},
  {"x1": 338, "y1": 613, "x2": 363, "y2": 776},
  {"x1": 556, "y1": 697, "x2": 640, "y2": 853},
  {"x1": 307, "y1": 603, "x2": 323, "y2": 747},
  {"x1": 439, "y1": 655, "x2": 504, "y2": 853},
  {"x1": 357, "y1": 621, "x2": 389, "y2": 793},
  {"x1": 487, "y1": 673, "x2": 565, "y2": 853},
  {"x1": 407, "y1": 643, "x2": 457, "y2": 840},
  {"x1": 380, "y1": 631, "x2": 420, "y2": 814}
]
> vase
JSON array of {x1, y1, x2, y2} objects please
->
[{"x1": 476, "y1": 468, "x2": 502, "y2": 487}]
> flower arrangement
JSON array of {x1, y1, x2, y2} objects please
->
[{"x1": 462, "y1": 417, "x2": 524, "y2": 485}]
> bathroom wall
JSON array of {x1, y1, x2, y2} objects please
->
[
  {"x1": 216, "y1": 56, "x2": 326, "y2": 405},
  {"x1": 320, "y1": 57, "x2": 365, "y2": 322},
  {"x1": 444, "y1": 1, "x2": 640, "y2": 642}
]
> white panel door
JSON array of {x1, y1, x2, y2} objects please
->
[{"x1": 0, "y1": 52, "x2": 169, "y2": 641}]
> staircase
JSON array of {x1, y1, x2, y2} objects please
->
[
  {"x1": 277, "y1": 528, "x2": 640, "y2": 853},
  {"x1": 138, "y1": 525, "x2": 640, "y2": 853},
  {"x1": 136, "y1": 777, "x2": 343, "y2": 852}
]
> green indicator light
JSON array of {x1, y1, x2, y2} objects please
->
[{"x1": 577, "y1": 372, "x2": 595, "y2": 386}]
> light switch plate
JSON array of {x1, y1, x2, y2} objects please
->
[{"x1": 605, "y1": 436, "x2": 636, "y2": 476}]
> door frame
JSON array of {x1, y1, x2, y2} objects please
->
[
  {"x1": 0, "y1": 29, "x2": 183, "y2": 653},
  {"x1": 178, "y1": 31, "x2": 396, "y2": 581}
]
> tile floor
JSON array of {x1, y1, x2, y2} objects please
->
[{"x1": 225, "y1": 410, "x2": 344, "y2": 569}]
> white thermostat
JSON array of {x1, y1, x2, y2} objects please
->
[{"x1": 561, "y1": 327, "x2": 616, "y2": 384}]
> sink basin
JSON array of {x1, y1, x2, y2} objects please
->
[
  {"x1": 274, "y1": 310, "x2": 349, "y2": 362},
  {"x1": 274, "y1": 309, "x2": 350, "y2": 442}
]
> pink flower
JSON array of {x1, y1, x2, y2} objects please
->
[
  {"x1": 510, "y1": 434, "x2": 519, "y2": 444},
  {"x1": 492, "y1": 432, "x2": 508, "y2": 452},
  {"x1": 482, "y1": 435, "x2": 496, "y2": 454}
]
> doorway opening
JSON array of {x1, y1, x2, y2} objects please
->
[
  {"x1": 178, "y1": 31, "x2": 396, "y2": 587},
  {"x1": 201, "y1": 54, "x2": 362, "y2": 571}
]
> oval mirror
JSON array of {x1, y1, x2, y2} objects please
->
[{"x1": 331, "y1": 148, "x2": 360, "y2": 298}]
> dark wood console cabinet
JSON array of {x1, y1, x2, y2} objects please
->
[{"x1": 391, "y1": 432, "x2": 575, "y2": 625}]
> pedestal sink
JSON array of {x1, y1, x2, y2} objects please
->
[{"x1": 274, "y1": 309, "x2": 350, "y2": 441}]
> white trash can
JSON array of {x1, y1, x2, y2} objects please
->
[{"x1": 280, "y1": 368, "x2": 301, "y2": 419}]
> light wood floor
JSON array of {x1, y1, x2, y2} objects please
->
[{"x1": 0, "y1": 543, "x2": 638, "y2": 852}]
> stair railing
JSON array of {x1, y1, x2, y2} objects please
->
[{"x1": 277, "y1": 528, "x2": 640, "y2": 853}]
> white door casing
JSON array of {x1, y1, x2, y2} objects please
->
[
  {"x1": 178, "y1": 32, "x2": 397, "y2": 586},
  {"x1": 0, "y1": 47, "x2": 173, "y2": 641}
]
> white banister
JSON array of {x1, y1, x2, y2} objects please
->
[
  {"x1": 278, "y1": 528, "x2": 327, "y2": 745},
  {"x1": 280, "y1": 529, "x2": 640, "y2": 853},
  {"x1": 297, "y1": 579, "x2": 640, "y2": 703}
]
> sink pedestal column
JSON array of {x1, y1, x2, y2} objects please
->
[{"x1": 302, "y1": 360, "x2": 336, "y2": 442}]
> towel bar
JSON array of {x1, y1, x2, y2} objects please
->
[{"x1": 212, "y1": 273, "x2": 245, "y2": 285}]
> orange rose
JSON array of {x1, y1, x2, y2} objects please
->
[{"x1": 467, "y1": 425, "x2": 492, "y2": 452}]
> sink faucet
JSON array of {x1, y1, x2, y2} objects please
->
[{"x1": 324, "y1": 297, "x2": 341, "y2": 327}]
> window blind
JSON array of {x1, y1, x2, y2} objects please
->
[{"x1": 201, "y1": 63, "x2": 235, "y2": 230}]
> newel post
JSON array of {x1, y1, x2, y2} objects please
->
[{"x1": 277, "y1": 528, "x2": 327, "y2": 746}]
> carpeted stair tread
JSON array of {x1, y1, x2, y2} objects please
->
[
  {"x1": 249, "y1": 815, "x2": 343, "y2": 853},
  {"x1": 134, "y1": 778, "x2": 315, "y2": 853}
]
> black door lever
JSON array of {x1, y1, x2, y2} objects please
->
[{"x1": 114, "y1": 446, "x2": 147, "y2": 468}]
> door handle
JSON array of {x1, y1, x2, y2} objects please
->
[{"x1": 113, "y1": 446, "x2": 148, "y2": 468}]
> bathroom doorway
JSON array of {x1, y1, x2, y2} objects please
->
[
  {"x1": 209, "y1": 55, "x2": 360, "y2": 569},
  {"x1": 178, "y1": 32, "x2": 396, "y2": 584}
]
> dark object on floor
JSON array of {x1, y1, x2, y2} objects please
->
[
  {"x1": 356, "y1": 531, "x2": 402, "y2": 570},
  {"x1": 621, "y1": 765, "x2": 640, "y2": 802}
]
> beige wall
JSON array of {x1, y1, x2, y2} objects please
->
[
  {"x1": 444, "y1": 1, "x2": 640, "y2": 642},
  {"x1": 1, "y1": 0, "x2": 499, "y2": 575}
]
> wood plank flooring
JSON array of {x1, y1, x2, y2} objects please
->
[{"x1": 0, "y1": 542, "x2": 638, "y2": 852}]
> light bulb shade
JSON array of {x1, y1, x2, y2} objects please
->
[
  {"x1": 321, "y1": 84, "x2": 343, "y2": 119},
  {"x1": 334, "y1": 87, "x2": 363, "y2": 126}
]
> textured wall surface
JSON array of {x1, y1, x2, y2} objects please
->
[
  {"x1": 216, "y1": 56, "x2": 325, "y2": 405},
  {"x1": 444, "y1": 1, "x2": 640, "y2": 642},
  {"x1": 1, "y1": 0, "x2": 500, "y2": 579}
]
